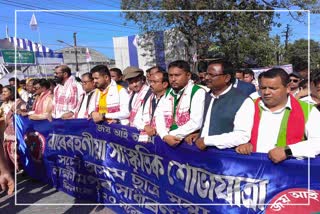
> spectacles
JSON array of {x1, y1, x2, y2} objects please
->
[
  {"x1": 205, "y1": 73, "x2": 226, "y2": 78},
  {"x1": 290, "y1": 79, "x2": 299, "y2": 83},
  {"x1": 34, "y1": 86, "x2": 41, "y2": 90}
]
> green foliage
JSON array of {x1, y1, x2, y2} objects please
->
[
  {"x1": 285, "y1": 39, "x2": 320, "y2": 71},
  {"x1": 121, "y1": 0, "x2": 317, "y2": 67}
]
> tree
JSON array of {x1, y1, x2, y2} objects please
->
[
  {"x1": 121, "y1": 0, "x2": 318, "y2": 68},
  {"x1": 285, "y1": 39, "x2": 320, "y2": 71}
]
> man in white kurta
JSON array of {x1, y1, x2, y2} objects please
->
[{"x1": 155, "y1": 60, "x2": 205, "y2": 146}]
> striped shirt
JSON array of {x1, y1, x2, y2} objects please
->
[{"x1": 52, "y1": 76, "x2": 79, "y2": 118}]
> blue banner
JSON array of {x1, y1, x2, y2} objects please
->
[
  {"x1": 128, "y1": 35, "x2": 139, "y2": 67},
  {"x1": 16, "y1": 115, "x2": 320, "y2": 214}
]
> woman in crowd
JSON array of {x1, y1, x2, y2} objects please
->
[{"x1": 0, "y1": 85, "x2": 26, "y2": 171}]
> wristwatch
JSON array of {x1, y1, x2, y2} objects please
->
[{"x1": 284, "y1": 146, "x2": 293, "y2": 158}]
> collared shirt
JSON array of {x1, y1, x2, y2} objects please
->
[
  {"x1": 300, "y1": 95, "x2": 317, "y2": 105},
  {"x1": 201, "y1": 85, "x2": 255, "y2": 149},
  {"x1": 233, "y1": 79, "x2": 239, "y2": 88},
  {"x1": 94, "y1": 80, "x2": 130, "y2": 121},
  {"x1": 77, "y1": 89, "x2": 96, "y2": 119},
  {"x1": 133, "y1": 93, "x2": 164, "y2": 130},
  {"x1": 52, "y1": 76, "x2": 79, "y2": 118},
  {"x1": 256, "y1": 96, "x2": 320, "y2": 158},
  {"x1": 170, "y1": 87, "x2": 185, "y2": 99},
  {"x1": 292, "y1": 88, "x2": 300, "y2": 97},
  {"x1": 156, "y1": 82, "x2": 206, "y2": 139}
]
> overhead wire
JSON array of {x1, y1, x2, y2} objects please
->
[
  {"x1": 0, "y1": 0, "x2": 139, "y2": 30},
  {"x1": 0, "y1": 15, "x2": 139, "y2": 33},
  {"x1": 86, "y1": 0, "x2": 120, "y2": 9}
]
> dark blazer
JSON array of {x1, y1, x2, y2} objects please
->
[{"x1": 234, "y1": 80, "x2": 256, "y2": 96}]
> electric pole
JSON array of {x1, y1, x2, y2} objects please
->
[
  {"x1": 283, "y1": 24, "x2": 290, "y2": 51},
  {"x1": 73, "y1": 32, "x2": 79, "y2": 72}
]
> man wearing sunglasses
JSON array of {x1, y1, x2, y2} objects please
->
[{"x1": 288, "y1": 72, "x2": 303, "y2": 96}]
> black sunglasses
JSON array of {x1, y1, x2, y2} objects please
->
[{"x1": 290, "y1": 79, "x2": 299, "y2": 83}]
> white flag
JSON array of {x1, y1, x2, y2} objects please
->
[
  {"x1": 86, "y1": 48, "x2": 92, "y2": 62},
  {"x1": 29, "y1": 13, "x2": 38, "y2": 31}
]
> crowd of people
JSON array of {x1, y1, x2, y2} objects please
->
[{"x1": 0, "y1": 59, "x2": 319, "y2": 195}]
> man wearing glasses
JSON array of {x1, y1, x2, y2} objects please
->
[
  {"x1": 133, "y1": 70, "x2": 169, "y2": 142},
  {"x1": 74, "y1": 73, "x2": 96, "y2": 119},
  {"x1": 193, "y1": 59, "x2": 254, "y2": 150},
  {"x1": 288, "y1": 72, "x2": 303, "y2": 96},
  {"x1": 28, "y1": 79, "x2": 53, "y2": 121}
]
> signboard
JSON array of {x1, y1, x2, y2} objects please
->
[{"x1": 1, "y1": 49, "x2": 35, "y2": 64}]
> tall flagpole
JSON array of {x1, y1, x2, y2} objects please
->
[{"x1": 30, "y1": 13, "x2": 47, "y2": 79}]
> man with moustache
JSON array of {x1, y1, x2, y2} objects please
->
[
  {"x1": 90, "y1": 65, "x2": 130, "y2": 125},
  {"x1": 123, "y1": 66, "x2": 152, "y2": 126},
  {"x1": 236, "y1": 68, "x2": 320, "y2": 162},
  {"x1": 155, "y1": 60, "x2": 205, "y2": 146},
  {"x1": 133, "y1": 71, "x2": 169, "y2": 141},
  {"x1": 52, "y1": 65, "x2": 81, "y2": 119},
  {"x1": 193, "y1": 59, "x2": 254, "y2": 150}
]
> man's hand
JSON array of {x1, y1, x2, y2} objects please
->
[
  {"x1": 144, "y1": 125, "x2": 156, "y2": 136},
  {"x1": 184, "y1": 133, "x2": 199, "y2": 145},
  {"x1": 106, "y1": 119, "x2": 117, "y2": 124},
  {"x1": 163, "y1": 135, "x2": 181, "y2": 147},
  {"x1": 0, "y1": 172, "x2": 14, "y2": 195},
  {"x1": 195, "y1": 137, "x2": 206, "y2": 150},
  {"x1": 19, "y1": 111, "x2": 29, "y2": 117},
  {"x1": 235, "y1": 143, "x2": 253, "y2": 155},
  {"x1": 91, "y1": 112, "x2": 104, "y2": 123},
  {"x1": 268, "y1": 147, "x2": 287, "y2": 163},
  {"x1": 28, "y1": 114, "x2": 36, "y2": 120},
  {"x1": 61, "y1": 112, "x2": 74, "y2": 119},
  {"x1": 16, "y1": 109, "x2": 25, "y2": 115}
]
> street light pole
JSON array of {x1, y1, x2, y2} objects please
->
[
  {"x1": 57, "y1": 33, "x2": 79, "y2": 75},
  {"x1": 73, "y1": 32, "x2": 79, "y2": 72}
]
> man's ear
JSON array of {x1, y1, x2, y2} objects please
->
[
  {"x1": 225, "y1": 74, "x2": 231, "y2": 84},
  {"x1": 187, "y1": 72, "x2": 191, "y2": 80}
]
